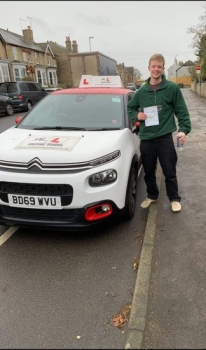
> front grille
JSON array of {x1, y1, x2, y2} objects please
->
[
  {"x1": 0, "y1": 182, "x2": 72, "y2": 196},
  {"x1": 1, "y1": 206, "x2": 81, "y2": 223}
]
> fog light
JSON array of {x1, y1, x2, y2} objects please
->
[{"x1": 101, "y1": 205, "x2": 111, "y2": 212}]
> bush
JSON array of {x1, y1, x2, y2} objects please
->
[
  {"x1": 21, "y1": 76, "x2": 35, "y2": 82},
  {"x1": 58, "y1": 82, "x2": 74, "y2": 89}
]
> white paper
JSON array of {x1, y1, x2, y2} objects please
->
[{"x1": 144, "y1": 106, "x2": 159, "y2": 127}]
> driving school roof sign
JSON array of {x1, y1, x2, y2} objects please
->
[{"x1": 79, "y1": 75, "x2": 123, "y2": 88}]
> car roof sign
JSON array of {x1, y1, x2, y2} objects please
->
[{"x1": 79, "y1": 75, "x2": 123, "y2": 88}]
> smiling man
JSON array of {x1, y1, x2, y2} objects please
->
[{"x1": 127, "y1": 54, "x2": 191, "y2": 212}]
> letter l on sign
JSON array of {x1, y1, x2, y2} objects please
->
[{"x1": 50, "y1": 137, "x2": 60, "y2": 143}]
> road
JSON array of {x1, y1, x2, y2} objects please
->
[{"x1": 0, "y1": 111, "x2": 148, "y2": 349}]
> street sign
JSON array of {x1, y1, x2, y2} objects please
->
[{"x1": 196, "y1": 65, "x2": 201, "y2": 73}]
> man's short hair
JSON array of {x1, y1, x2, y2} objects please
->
[{"x1": 149, "y1": 54, "x2": 165, "y2": 66}]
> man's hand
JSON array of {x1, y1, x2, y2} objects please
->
[
  {"x1": 137, "y1": 112, "x2": 147, "y2": 121},
  {"x1": 177, "y1": 132, "x2": 186, "y2": 144}
]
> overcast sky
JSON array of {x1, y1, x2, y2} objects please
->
[{"x1": 1, "y1": 1, "x2": 203, "y2": 78}]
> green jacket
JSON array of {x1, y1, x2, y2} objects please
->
[{"x1": 127, "y1": 75, "x2": 191, "y2": 140}]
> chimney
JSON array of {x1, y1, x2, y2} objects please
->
[
  {"x1": 22, "y1": 26, "x2": 34, "y2": 43},
  {"x1": 72, "y1": 40, "x2": 78, "y2": 53},
  {"x1": 65, "y1": 36, "x2": 71, "y2": 51}
]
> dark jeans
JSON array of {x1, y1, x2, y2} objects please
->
[{"x1": 140, "y1": 133, "x2": 181, "y2": 202}]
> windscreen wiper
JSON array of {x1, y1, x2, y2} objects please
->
[
  {"x1": 33, "y1": 126, "x2": 86, "y2": 130},
  {"x1": 87, "y1": 128, "x2": 120, "y2": 131}
]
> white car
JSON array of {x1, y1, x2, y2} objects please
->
[{"x1": 0, "y1": 75, "x2": 141, "y2": 230}]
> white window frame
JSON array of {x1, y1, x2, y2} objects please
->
[
  {"x1": 23, "y1": 52, "x2": 27, "y2": 62},
  {"x1": 13, "y1": 67, "x2": 26, "y2": 81},
  {"x1": 53, "y1": 71, "x2": 57, "y2": 85},
  {"x1": 36, "y1": 69, "x2": 47, "y2": 86},
  {"x1": 28, "y1": 53, "x2": 32, "y2": 63},
  {"x1": 47, "y1": 70, "x2": 57, "y2": 86},
  {"x1": 12, "y1": 46, "x2": 18, "y2": 60},
  {"x1": 0, "y1": 64, "x2": 10, "y2": 82},
  {"x1": 34, "y1": 52, "x2": 39, "y2": 64}
]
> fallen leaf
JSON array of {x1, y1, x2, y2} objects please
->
[
  {"x1": 132, "y1": 257, "x2": 140, "y2": 271},
  {"x1": 112, "y1": 303, "x2": 132, "y2": 330}
]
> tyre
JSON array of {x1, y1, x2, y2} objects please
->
[
  {"x1": 123, "y1": 164, "x2": 138, "y2": 219},
  {"x1": 5, "y1": 103, "x2": 14, "y2": 116},
  {"x1": 25, "y1": 100, "x2": 32, "y2": 111}
]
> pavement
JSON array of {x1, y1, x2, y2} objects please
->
[{"x1": 124, "y1": 88, "x2": 206, "y2": 349}]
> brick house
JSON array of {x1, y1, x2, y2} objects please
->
[
  {"x1": 117, "y1": 63, "x2": 133, "y2": 87},
  {"x1": 48, "y1": 37, "x2": 78, "y2": 86},
  {"x1": 167, "y1": 58, "x2": 195, "y2": 87},
  {"x1": 0, "y1": 26, "x2": 58, "y2": 87}
]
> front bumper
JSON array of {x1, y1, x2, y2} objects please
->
[{"x1": 0, "y1": 200, "x2": 122, "y2": 231}]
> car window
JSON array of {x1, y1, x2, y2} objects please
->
[
  {"x1": 0, "y1": 83, "x2": 8, "y2": 93},
  {"x1": 17, "y1": 93, "x2": 124, "y2": 130},
  {"x1": 27, "y1": 83, "x2": 38, "y2": 91},
  {"x1": 8, "y1": 83, "x2": 18, "y2": 93},
  {"x1": 19, "y1": 83, "x2": 29, "y2": 91},
  {"x1": 34, "y1": 83, "x2": 44, "y2": 91}
]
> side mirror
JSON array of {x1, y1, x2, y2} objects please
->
[{"x1": 15, "y1": 116, "x2": 23, "y2": 124}]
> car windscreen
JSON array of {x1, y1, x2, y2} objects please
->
[{"x1": 16, "y1": 93, "x2": 124, "y2": 130}]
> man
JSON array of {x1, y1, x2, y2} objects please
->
[{"x1": 127, "y1": 54, "x2": 191, "y2": 212}]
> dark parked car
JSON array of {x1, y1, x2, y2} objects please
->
[
  {"x1": 0, "y1": 81, "x2": 48, "y2": 111},
  {"x1": 0, "y1": 95, "x2": 14, "y2": 116}
]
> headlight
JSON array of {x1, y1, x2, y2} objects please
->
[
  {"x1": 89, "y1": 150, "x2": 120, "y2": 167},
  {"x1": 89, "y1": 169, "x2": 117, "y2": 187}
]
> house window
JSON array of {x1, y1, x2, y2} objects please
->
[
  {"x1": 48, "y1": 71, "x2": 57, "y2": 85},
  {"x1": 1, "y1": 66, "x2": 10, "y2": 81},
  {"x1": 12, "y1": 46, "x2": 18, "y2": 60},
  {"x1": 53, "y1": 71, "x2": 57, "y2": 85},
  {"x1": 14, "y1": 68, "x2": 26, "y2": 81},
  {"x1": 37, "y1": 70, "x2": 42, "y2": 84},
  {"x1": 23, "y1": 52, "x2": 27, "y2": 62},
  {"x1": 28, "y1": 53, "x2": 32, "y2": 63},
  {"x1": 47, "y1": 55, "x2": 50, "y2": 66},
  {"x1": 35, "y1": 52, "x2": 39, "y2": 64},
  {"x1": 42, "y1": 71, "x2": 47, "y2": 85},
  {"x1": 36, "y1": 69, "x2": 47, "y2": 86},
  {"x1": 49, "y1": 72, "x2": 53, "y2": 85}
]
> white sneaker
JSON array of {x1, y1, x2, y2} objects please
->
[
  {"x1": 171, "y1": 201, "x2": 181, "y2": 212},
  {"x1": 141, "y1": 198, "x2": 158, "y2": 209}
]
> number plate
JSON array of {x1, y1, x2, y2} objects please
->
[{"x1": 8, "y1": 194, "x2": 61, "y2": 209}]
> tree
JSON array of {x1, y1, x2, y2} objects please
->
[
  {"x1": 187, "y1": 1, "x2": 206, "y2": 55},
  {"x1": 133, "y1": 68, "x2": 142, "y2": 79},
  {"x1": 187, "y1": 2, "x2": 206, "y2": 81}
]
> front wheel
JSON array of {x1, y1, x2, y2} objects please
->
[
  {"x1": 123, "y1": 165, "x2": 138, "y2": 220},
  {"x1": 5, "y1": 103, "x2": 14, "y2": 116}
]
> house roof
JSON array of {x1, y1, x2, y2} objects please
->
[
  {"x1": 181, "y1": 60, "x2": 195, "y2": 66},
  {"x1": 176, "y1": 60, "x2": 195, "y2": 72},
  {"x1": 36, "y1": 42, "x2": 56, "y2": 57},
  {"x1": 48, "y1": 40, "x2": 72, "y2": 53},
  {"x1": 0, "y1": 28, "x2": 46, "y2": 53}
]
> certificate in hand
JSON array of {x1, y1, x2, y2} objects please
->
[{"x1": 144, "y1": 106, "x2": 159, "y2": 126}]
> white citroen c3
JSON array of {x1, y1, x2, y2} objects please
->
[{"x1": 0, "y1": 75, "x2": 141, "y2": 230}]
